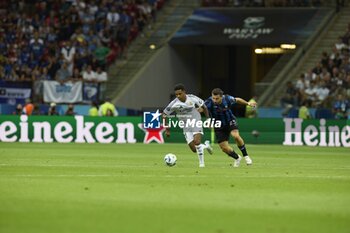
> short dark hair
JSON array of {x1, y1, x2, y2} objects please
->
[
  {"x1": 212, "y1": 88, "x2": 223, "y2": 96},
  {"x1": 174, "y1": 83, "x2": 185, "y2": 91}
]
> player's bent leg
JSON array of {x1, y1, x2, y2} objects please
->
[
  {"x1": 231, "y1": 130, "x2": 244, "y2": 146},
  {"x1": 193, "y1": 133, "x2": 213, "y2": 155},
  {"x1": 193, "y1": 133, "x2": 202, "y2": 146},
  {"x1": 188, "y1": 140, "x2": 204, "y2": 167},
  {"x1": 219, "y1": 141, "x2": 241, "y2": 167},
  {"x1": 230, "y1": 130, "x2": 253, "y2": 165},
  {"x1": 219, "y1": 141, "x2": 235, "y2": 156},
  {"x1": 185, "y1": 132, "x2": 196, "y2": 152},
  {"x1": 188, "y1": 141, "x2": 197, "y2": 153},
  {"x1": 193, "y1": 133, "x2": 205, "y2": 167},
  {"x1": 204, "y1": 140, "x2": 213, "y2": 155}
]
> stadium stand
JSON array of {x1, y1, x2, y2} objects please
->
[
  {"x1": 280, "y1": 20, "x2": 350, "y2": 119},
  {"x1": 0, "y1": 0, "x2": 165, "y2": 106},
  {"x1": 0, "y1": 0, "x2": 348, "y2": 118}
]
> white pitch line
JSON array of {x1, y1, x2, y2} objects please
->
[
  {"x1": 1, "y1": 163, "x2": 350, "y2": 171},
  {"x1": 0, "y1": 174, "x2": 349, "y2": 180}
]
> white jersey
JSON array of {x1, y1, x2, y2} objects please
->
[{"x1": 163, "y1": 94, "x2": 204, "y2": 122}]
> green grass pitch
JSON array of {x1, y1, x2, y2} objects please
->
[{"x1": 0, "y1": 142, "x2": 349, "y2": 233}]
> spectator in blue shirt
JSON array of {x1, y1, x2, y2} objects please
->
[
  {"x1": 332, "y1": 94, "x2": 349, "y2": 119},
  {"x1": 30, "y1": 39, "x2": 44, "y2": 61}
]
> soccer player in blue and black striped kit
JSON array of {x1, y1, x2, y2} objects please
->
[{"x1": 205, "y1": 88, "x2": 256, "y2": 167}]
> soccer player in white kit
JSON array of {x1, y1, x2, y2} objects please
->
[{"x1": 163, "y1": 84, "x2": 213, "y2": 167}]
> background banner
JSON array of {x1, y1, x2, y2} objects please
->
[
  {"x1": 170, "y1": 8, "x2": 319, "y2": 45},
  {"x1": 0, "y1": 88, "x2": 31, "y2": 101},
  {"x1": 43, "y1": 81, "x2": 82, "y2": 103},
  {"x1": 83, "y1": 82, "x2": 100, "y2": 103},
  {"x1": 0, "y1": 116, "x2": 348, "y2": 147},
  {"x1": 0, "y1": 80, "x2": 32, "y2": 104}
]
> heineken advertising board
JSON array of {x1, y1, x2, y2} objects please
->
[{"x1": 0, "y1": 116, "x2": 349, "y2": 147}]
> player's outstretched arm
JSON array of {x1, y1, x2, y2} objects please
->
[{"x1": 236, "y1": 97, "x2": 257, "y2": 108}]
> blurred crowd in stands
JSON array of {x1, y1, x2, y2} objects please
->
[
  {"x1": 13, "y1": 97, "x2": 119, "y2": 116},
  {"x1": 281, "y1": 23, "x2": 350, "y2": 119},
  {"x1": 202, "y1": 0, "x2": 323, "y2": 7},
  {"x1": 0, "y1": 0, "x2": 165, "y2": 102}
]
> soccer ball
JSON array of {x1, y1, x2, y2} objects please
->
[{"x1": 164, "y1": 153, "x2": 177, "y2": 166}]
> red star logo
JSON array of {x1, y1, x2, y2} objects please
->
[{"x1": 138, "y1": 123, "x2": 165, "y2": 144}]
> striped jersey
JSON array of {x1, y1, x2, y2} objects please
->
[{"x1": 204, "y1": 95, "x2": 237, "y2": 127}]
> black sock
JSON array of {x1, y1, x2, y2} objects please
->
[
  {"x1": 239, "y1": 144, "x2": 248, "y2": 156},
  {"x1": 226, "y1": 151, "x2": 239, "y2": 159}
]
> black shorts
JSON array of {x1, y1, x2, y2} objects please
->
[{"x1": 215, "y1": 119, "x2": 239, "y2": 143}]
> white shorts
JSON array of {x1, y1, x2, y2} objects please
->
[{"x1": 183, "y1": 130, "x2": 203, "y2": 144}]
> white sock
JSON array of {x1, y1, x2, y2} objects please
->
[
  {"x1": 201, "y1": 143, "x2": 209, "y2": 149},
  {"x1": 195, "y1": 144, "x2": 205, "y2": 165}
]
